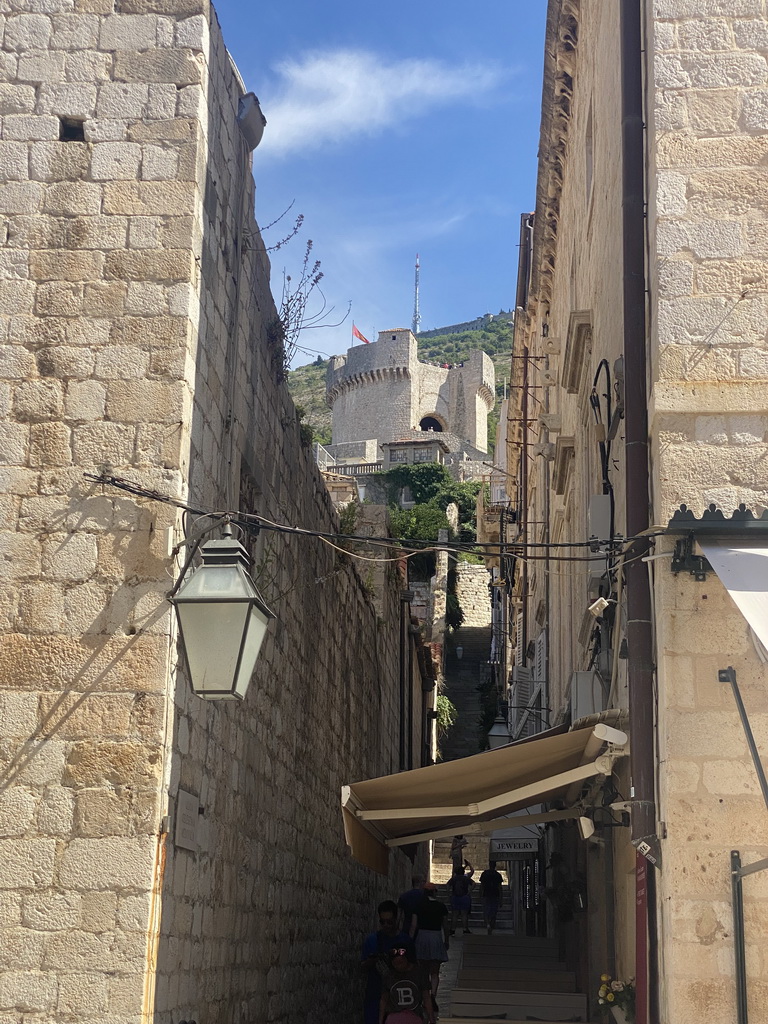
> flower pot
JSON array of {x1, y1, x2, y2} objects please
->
[{"x1": 611, "y1": 1006, "x2": 629, "y2": 1024}]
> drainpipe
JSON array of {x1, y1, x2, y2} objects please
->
[{"x1": 620, "y1": 2, "x2": 658, "y2": 1023}]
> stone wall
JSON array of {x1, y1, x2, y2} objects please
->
[
  {"x1": 454, "y1": 562, "x2": 492, "y2": 629},
  {"x1": 648, "y1": 4, "x2": 768, "y2": 1021},
  {"x1": 513, "y1": 1, "x2": 768, "y2": 1021},
  {"x1": 0, "y1": 3, "x2": 425, "y2": 1023},
  {"x1": 416, "y1": 310, "x2": 514, "y2": 340}
]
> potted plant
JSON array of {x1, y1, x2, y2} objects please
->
[{"x1": 597, "y1": 973, "x2": 635, "y2": 1023}]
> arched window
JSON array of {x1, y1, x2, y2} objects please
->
[{"x1": 419, "y1": 416, "x2": 443, "y2": 432}]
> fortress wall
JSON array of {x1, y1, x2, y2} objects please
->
[
  {"x1": 417, "y1": 363, "x2": 451, "y2": 426},
  {"x1": 327, "y1": 336, "x2": 495, "y2": 454},
  {"x1": 329, "y1": 375, "x2": 414, "y2": 445}
]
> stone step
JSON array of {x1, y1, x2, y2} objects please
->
[
  {"x1": 462, "y1": 955, "x2": 568, "y2": 972},
  {"x1": 457, "y1": 968, "x2": 576, "y2": 993},
  {"x1": 463, "y1": 935, "x2": 558, "y2": 950},
  {"x1": 446, "y1": 1019, "x2": 575, "y2": 1024},
  {"x1": 449, "y1": 989, "x2": 587, "y2": 1022}
]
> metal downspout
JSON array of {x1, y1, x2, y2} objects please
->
[{"x1": 620, "y1": 2, "x2": 658, "y2": 1022}]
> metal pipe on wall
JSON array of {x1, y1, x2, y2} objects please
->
[{"x1": 620, "y1": 1, "x2": 659, "y2": 1021}]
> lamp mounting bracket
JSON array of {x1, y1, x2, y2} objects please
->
[{"x1": 670, "y1": 533, "x2": 711, "y2": 581}]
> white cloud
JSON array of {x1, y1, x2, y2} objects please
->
[{"x1": 259, "y1": 48, "x2": 505, "y2": 157}]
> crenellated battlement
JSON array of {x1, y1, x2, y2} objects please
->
[{"x1": 327, "y1": 364, "x2": 412, "y2": 407}]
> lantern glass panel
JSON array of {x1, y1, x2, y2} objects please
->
[
  {"x1": 176, "y1": 600, "x2": 251, "y2": 698},
  {"x1": 487, "y1": 719, "x2": 511, "y2": 749},
  {"x1": 178, "y1": 563, "x2": 256, "y2": 601},
  {"x1": 232, "y1": 604, "x2": 271, "y2": 699}
]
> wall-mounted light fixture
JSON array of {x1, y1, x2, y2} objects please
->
[
  {"x1": 236, "y1": 93, "x2": 267, "y2": 151},
  {"x1": 169, "y1": 521, "x2": 275, "y2": 701},
  {"x1": 487, "y1": 714, "x2": 511, "y2": 749}
]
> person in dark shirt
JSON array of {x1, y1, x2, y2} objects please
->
[
  {"x1": 379, "y1": 945, "x2": 435, "y2": 1024},
  {"x1": 361, "y1": 901, "x2": 414, "y2": 1024},
  {"x1": 479, "y1": 861, "x2": 505, "y2": 934},
  {"x1": 446, "y1": 861, "x2": 474, "y2": 934},
  {"x1": 397, "y1": 873, "x2": 426, "y2": 935},
  {"x1": 413, "y1": 882, "x2": 450, "y2": 1011}
]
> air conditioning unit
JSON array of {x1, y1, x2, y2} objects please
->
[{"x1": 569, "y1": 670, "x2": 606, "y2": 723}]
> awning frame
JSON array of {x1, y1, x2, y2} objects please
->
[
  {"x1": 342, "y1": 723, "x2": 629, "y2": 861},
  {"x1": 355, "y1": 754, "x2": 620, "y2": 829},
  {"x1": 385, "y1": 807, "x2": 583, "y2": 847}
]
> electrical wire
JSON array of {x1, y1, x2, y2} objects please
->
[{"x1": 83, "y1": 473, "x2": 664, "y2": 565}]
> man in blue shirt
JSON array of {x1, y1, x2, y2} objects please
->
[{"x1": 361, "y1": 901, "x2": 414, "y2": 1024}]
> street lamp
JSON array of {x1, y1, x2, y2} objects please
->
[
  {"x1": 487, "y1": 714, "x2": 511, "y2": 749},
  {"x1": 169, "y1": 522, "x2": 275, "y2": 701}
]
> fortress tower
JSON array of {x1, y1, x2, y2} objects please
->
[{"x1": 326, "y1": 328, "x2": 495, "y2": 460}]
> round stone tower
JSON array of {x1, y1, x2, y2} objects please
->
[{"x1": 326, "y1": 329, "x2": 495, "y2": 454}]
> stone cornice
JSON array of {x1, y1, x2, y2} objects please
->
[
  {"x1": 530, "y1": 0, "x2": 581, "y2": 316},
  {"x1": 477, "y1": 383, "x2": 496, "y2": 410}
]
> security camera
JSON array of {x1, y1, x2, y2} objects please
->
[{"x1": 588, "y1": 597, "x2": 609, "y2": 618}]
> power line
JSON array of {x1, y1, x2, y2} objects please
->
[{"x1": 83, "y1": 473, "x2": 661, "y2": 563}]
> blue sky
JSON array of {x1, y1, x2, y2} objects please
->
[{"x1": 211, "y1": 0, "x2": 547, "y2": 365}]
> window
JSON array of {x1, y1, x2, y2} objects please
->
[
  {"x1": 413, "y1": 448, "x2": 433, "y2": 463},
  {"x1": 59, "y1": 117, "x2": 85, "y2": 142},
  {"x1": 389, "y1": 450, "x2": 408, "y2": 464}
]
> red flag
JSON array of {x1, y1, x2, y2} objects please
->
[{"x1": 352, "y1": 323, "x2": 370, "y2": 344}]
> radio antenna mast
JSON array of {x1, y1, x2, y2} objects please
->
[{"x1": 411, "y1": 253, "x2": 421, "y2": 335}]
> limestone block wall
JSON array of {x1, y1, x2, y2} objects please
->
[
  {"x1": 648, "y1": 4, "x2": 768, "y2": 1021},
  {"x1": 509, "y1": 1, "x2": 768, "y2": 1020},
  {"x1": 0, "y1": 3, "x2": 423, "y2": 1023},
  {"x1": 525, "y1": 0, "x2": 626, "y2": 724},
  {"x1": 454, "y1": 562, "x2": 492, "y2": 629},
  {"x1": 0, "y1": 2, "x2": 198, "y2": 1021}
]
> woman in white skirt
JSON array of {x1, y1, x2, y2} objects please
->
[{"x1": 412, "y1": 883, "x2": 450, "y2": 1013}]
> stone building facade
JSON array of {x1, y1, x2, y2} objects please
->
[
  {"x1": 504, "y1": 1, "x2": 768, "y2": 1022},
  {"x1": 326, "y1": 327, "x2": 495, "y2": 460},
  {"x1": 0, "y1": 3, "x2": 429, "y2": 1022}
]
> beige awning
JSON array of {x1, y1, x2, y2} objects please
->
[
  {"x1": 342, "y1": 722, "x2": 628, "y2": 873},
  {"x1": 698, "y1": 539, "x2": 768, "y2": 652}
]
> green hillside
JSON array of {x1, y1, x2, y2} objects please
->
[
  {"x1": 286, "y1": 320, "x2": 513, "y2": 456},
  {"x1": 287, "y1": 355, "x2": 333, "y2": 445}
]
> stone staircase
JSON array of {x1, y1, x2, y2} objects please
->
[
  {"x1": 441, "y1": 933, "x2": 587, "y2": 1022},
  {"x1": 440, "y1": 625, "x2": 492, "y2": 762},
  {"x1": 431, "y1": 881, "x2": 516, "y2": 934}
]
